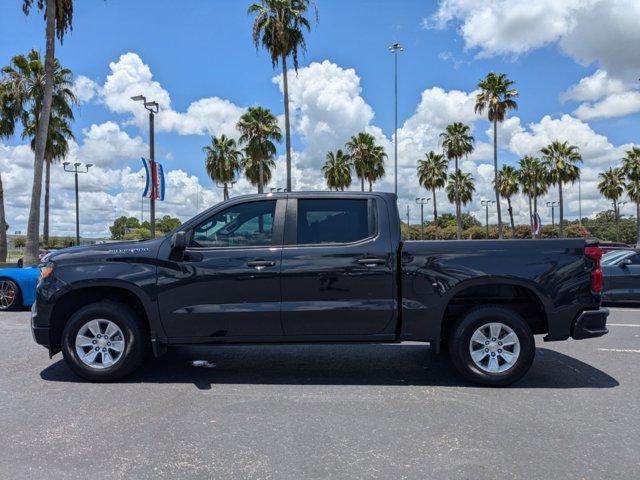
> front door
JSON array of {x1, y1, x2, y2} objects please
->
[
  {"x1": 280, "y1": 196, "x2": 396, "y2": 338},
  {"x1": 157, "y1": 199, "x2": 285, "y2": 339}
]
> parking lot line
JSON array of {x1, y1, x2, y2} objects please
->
[
  {"x1": 607, "y1": 323, "x2": 640, "y2": 327},
  {"x1": 598, "y1": 348, "x2": 640, "y2": 353}
]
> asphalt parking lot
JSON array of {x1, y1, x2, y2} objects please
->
[{"x1": 0, "y1": 308, "x2": 639, "y2": 479}]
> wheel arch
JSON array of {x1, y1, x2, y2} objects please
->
[
  {"x1": 437, "y1": 276, "x2": 551, "y2": 346},
  {"x1": 48, "y1": 281, "x2": 163, "y2": 353}
]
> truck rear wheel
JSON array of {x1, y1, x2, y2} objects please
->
[
  {"x1": 448, "y1": 306, "x2": 535, "y2": 387},
  {"x1": 61, "y1": 301, "x2": 148, "y2": 381}
]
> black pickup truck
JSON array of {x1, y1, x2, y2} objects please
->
[{"x1": 31, "y1": 192, "x2": 608, "y2": 386}]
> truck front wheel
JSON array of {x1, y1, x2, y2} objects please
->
[
  {"x1": 61, "y1": 301, "x2": 148, "y2": 381},
  {"x1": 448, "y1": 306, "x2": 535, "y2": 387}
]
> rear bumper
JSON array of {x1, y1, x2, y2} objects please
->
[{"x1": 571, "y1": 308, "x2": 609, "y2": 340}]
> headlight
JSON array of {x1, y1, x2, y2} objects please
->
[{"x1": 39, "y1": 263, "x2": 54, "y2": 281}]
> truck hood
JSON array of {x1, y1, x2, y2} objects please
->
[{"x1": 46, "y1": 238, "x2": 164, "y2": 264}]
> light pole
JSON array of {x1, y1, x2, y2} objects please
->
[
  {"x1": 389, "y1": 42, "x2": 403, "y2": 197},
  {"x1": 546, "y1": 201, "x2": 559, "y2": 227},
  {"x1": 63, "y1": 162, "x2": 92, "y2": 246},
  {"x1": 131, "y1": 95, "x2": 159, "y2": 238},
  {"x1": 481, "y1": 200, "x2": 496, "y2": 239},
  {"x1": 415, "y1": 197, "x2": 430, "y2": 240}
]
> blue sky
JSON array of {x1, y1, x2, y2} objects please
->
[{"x1": 1, "y1": 0, "x2": 639, "y2": 236}]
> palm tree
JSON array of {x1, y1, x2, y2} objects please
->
[
  {"x1": 236, "y1": 106, "x2": 282, "y2": 193},
  {"x1": 345, "y1": 132, "x2": 387, "y2": 192},
  {"x1": 475, "y1": 73, "x2": 518, "y2": 239},
  {"x1": 598, "y1": 167, "x2": 626, "y2": 242},
  {"x1": 249, "y1": 0, "x2": 316, "y2": 193},
  {"x1": 541, "y1": 140, "x2": 582, "y2": 237},
  {"x1": 0, "y1": 83, "x2": 17, "y2": 262},
  {"x1": 495, "y1": 165, "x2": 519, "y2": 234},
  {"x1": 621, "y1": 147, "x2": 640, "y2": 246},
  {"x1": 446, "y1": 170, "x2": 475, "y2": 238},
  {"x1": 2, "y1": 50, "x2": 75, "y2": 247},
  {"x1": 203, "y1": 134, "x2": 243, "y2": 201},
  {"x1": 440, "y1": 122, "x2": 474, "y2": 239},
  {"x1": 417, "y1": 151, "x2": 448, "y2": 237},
  {"x1": 31, "y1": 114, "x2": 74, "y2": 246},
  {"x1": 517, "y1": 156, "x2": 548, "y2": 238},
  {"x1": 322, "y1": 149, "x2": 351, "y2": 191},
  {"x1": 21, "y1": 0, "x2": 74, "y2": 266}
]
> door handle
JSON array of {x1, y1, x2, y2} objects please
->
[
  {"x1": 247, "y1": 259, "x2": 276, "y2": 270},
  {"x1": 357, "y1": 257, "x2": 387, "y2": 267}
]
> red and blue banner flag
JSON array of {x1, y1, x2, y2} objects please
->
[{"x1": 141, "y1": 158, "x2": 165, "y2": 201}]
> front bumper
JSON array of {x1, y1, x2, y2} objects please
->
[
  {"x1": 30, "y1": 300, "x2": 51, "y2": 349},
  {"x1": 571, "y1": 308, "x2": 609, "y2": 340}
]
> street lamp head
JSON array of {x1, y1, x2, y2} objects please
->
[
  {"x1": 131, "y1": 95, "x2": 146, "y2": 102},
  {"x1": 63, "y1": 161, "x2": 70, "y2": 166},
  {"x1": 74, "y1": 162, "x2": 81, "y2": 167},
  {"x1": 389, "y1": 43, "x2": 404, "y2": 52},
  {"x1": 86, "y1": 163, "x2": 93, "y2": 169}
]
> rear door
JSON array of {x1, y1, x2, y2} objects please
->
[
  {"x1": 157, "y1": 198, "x2": 285, "y2": 339},
  {"x1": 280, "y1": 195, "x2": 396, "y2": 338}
]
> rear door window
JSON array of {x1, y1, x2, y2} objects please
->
[{"x1": 296, "y1": 199, "x2": 376, "y2": 245}]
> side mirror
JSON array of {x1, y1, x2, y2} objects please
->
[
  {"x1": 619, "y1": 258, "x2": 632, "y2": 267},
  {"x1": 171, "y1": 231, "x2": 187, "y2": 253}
]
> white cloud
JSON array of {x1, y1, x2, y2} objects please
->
[
  {"x1": 78, "y1": 121, "x2": 147, "y2": 167},
  {"x1": 572, "y1": 91, "x2": 640, "y2": 120},
  {"x1": 73, "y1": 75, "x2": 100, "y2": 104},
  {"x1": 273, "y1": 60, "x2": 375, "y2": 167},
  {"x1": 561, "y1": 70, "x2": 628, "y2": 102},
  {"x1": 426, "y1": 0, "x2": 640, "y2": 81},
  {"x1": 509, "y1": 114, "x2": 630, "y2": 165},
  {"x1": 100, "y1": 52, "x2": 245, "y2": 137}
]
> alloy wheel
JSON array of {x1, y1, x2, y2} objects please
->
[
  {"x1": 469, "y1": 322, "x2": 521, "y2": 374},
  {"x1": 75, "y1": 319, "x2": 125, "y2": 369}
]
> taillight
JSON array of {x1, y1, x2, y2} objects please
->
[{"x1": 585, "y1": 246, "x2": 603, "y2": 294}]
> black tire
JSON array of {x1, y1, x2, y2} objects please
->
[
  {"x1": 448, "y1": 305, "x2": 535, "y2": 387},
  {"x1": 61, "y1": 301, "x2": 148, "y2": 381},
  {"x1": 0, "y1": 279, "x2": 21, "y2": 311}
]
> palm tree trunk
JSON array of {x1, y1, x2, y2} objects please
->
[
  {"x1": 223, "y1": 183, "x2": 229, "y2": 201},
  {"x1": 431, "y1": 187, "x2": 438, "y2": 223},
  {"x1": 493, "y1": 118, "x2": 503, "y2": 239},
  {"x1": 454, "y1": 157, "x2": 461, "y2": 240},
  {"x1": 361, "y1": 177, "x2": 364, "y2": 192},
  {"x1": 368, "y1": 180, "x2": 372, "y2": 192},
  {"x1": 636, "y1": 201, "x2": 640, "y2": 247},
  {"x1": 0, "y1": 172, "x2": 6, "y2": 262},
  {"x1": 281, "y1": 54, "x2": 292, "y2": 192},
  {"x1": 432, "y1": 187, "x2": 438, "y2": 240},
  {"x1": 558, "y1": 183, "x2": 564, "y2": 238},
  {"x1": 614, "y1": 200, "x2": 620, "y2": 242},
  {"x1": 456, "y1": 200, "x2": 462, "y2": 240},
  {"x1": 533, "y1": 183, "x2": 538, "y2": 239},
  {"x1": 507, "y1": 197, "x2": 515, "y2": 235},
  {"x1": 43, "y1": 159, "x2": 51, "y2": 246},
  {"x1": 25, "y1": 0, "x2": 56, "y2": 266},
  {"x1": 528, "y1": 196, "x2": 533, "y2": 239},
  {"x1": 258, "y1": 158, "x2": 264, "y2": 194}
]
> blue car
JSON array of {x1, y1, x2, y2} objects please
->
[{"x1": 0, "y1": 267, "x2": 39, "y2": 311}]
